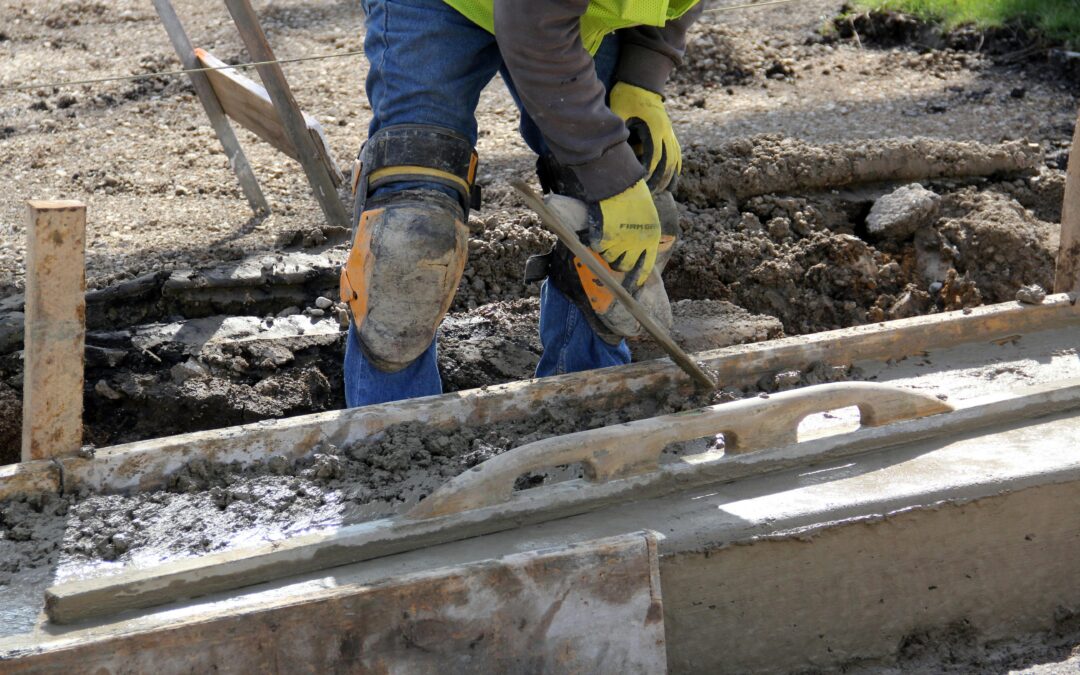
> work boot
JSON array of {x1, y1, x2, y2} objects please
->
[{"x1": 340, "y1": 125, "x2": 478, "y2": 372}]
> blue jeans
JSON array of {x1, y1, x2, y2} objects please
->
[{"x1": 345, "y1": 0, "x2": 631, "y2": 408}]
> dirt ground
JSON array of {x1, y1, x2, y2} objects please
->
[
  {"x1": 1, "y1": 0, "x2": 1078, "y2": 669},
  {"x1": 0, "y1": 0, "x2": 1072, "y2": 457}
]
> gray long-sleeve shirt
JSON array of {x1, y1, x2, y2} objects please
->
[{"x1": 493, "y1": 0, "x2": 702, "y2": 201}]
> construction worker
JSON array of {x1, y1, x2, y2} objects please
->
[{"x1": 340, "y1": 0, "x2": 703, "y2": 407}]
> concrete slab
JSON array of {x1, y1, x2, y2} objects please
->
[
  {"x1": 4, "y1": 297, "x2": 1080, "y2": 670},
  {"x1": 4, "y1": 397, "x2": 1079, "y2": 673}
]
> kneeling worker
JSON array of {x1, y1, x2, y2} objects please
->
[{"x1": 340, "y1": 0, "x2": 703, "y2": 406}]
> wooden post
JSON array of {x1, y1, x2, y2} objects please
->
[
  {"x1": 224, "y1": 0, "x2": 350, "y2": 229},
  {"x1": 1056, "y1": 106, "x2": 1080, "y2": 294},
  {"x1": 21, "y1": 201, "x2": 86, "y2": 462},
  {"x1": 151, "y1": 0, "x2": 269, "y2": 216}
]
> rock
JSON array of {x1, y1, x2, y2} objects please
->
[
  {"x1": 866, "y1": 184, "x2": 940, "y2": 241},
  {"x1": 302, "y1": 228, "x2": 327, "y2": 248},
  {"x1": 306, "y1": 453, "x2": 342, "y2": 480},
  {"x1": 1016, "y1": 284, "x2": 1047, "y2": 305},
  {"x1": 888, "y1": 287, "x2": 933, "y2": 320},
  {"x1": 314, "y1": 296, "x2": 333, "y2": 309},
  {"x1": 94, "y1": 379, "x2": 123, "y2": 400},
  {"x1": 267, "y1": 455, "x2": 290, "y2": 475},
  {"x1": 170, "y1": 358, "x2": 208, "y2": 383},
  {"x1": 111, "y1": 532, "x2": 131, "y2": 554},
  {"x1": 276, "y1": 306, "x2": 301, "y2": 318}
]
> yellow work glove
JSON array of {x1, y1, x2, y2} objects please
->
[
  {"x1": 590, "y1": 179, "x2": 661, "y2": 287},
  {"x1": 609, "y1": 82, "x2": 682, "y2": 193}
]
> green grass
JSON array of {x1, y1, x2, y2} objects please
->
[{"x1": 856, "y1": 0, "x2": 1080, "y2": 45}]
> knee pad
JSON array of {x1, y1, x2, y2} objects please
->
[{"x1": 340, "y1": 125, "x2": 478, "y2": 372}]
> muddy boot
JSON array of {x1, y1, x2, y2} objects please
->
[{"x1": 340, "y1": 125, "x2": 479, "y2": 372}]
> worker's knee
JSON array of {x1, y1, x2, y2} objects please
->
[
  {"x1": 341, "y1": 189, "x2": 467, "y2": 372},
  {"x1": 340, "y1": 125, "x2": 478, "y2": 372}
]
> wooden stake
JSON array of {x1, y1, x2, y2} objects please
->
[
  {"x1": 195, "y1": 48, "x2": 343, "y2": 187},
  {"x1": 224, "y1": 0, "x2": 350, "y2": 229},
  {"x1": 21, "y1": 201, "x2": 86, "y2": 462},
  {"x1": 1056, "y1": 105, "x2": 1080, "y2": 294},
  {"x1": 151, "y1": 0, "x2": 269, "y2": 217}
]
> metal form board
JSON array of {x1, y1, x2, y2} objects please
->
[{"x1": 2, "y1": 533, "x2": 666, "y2": 674}]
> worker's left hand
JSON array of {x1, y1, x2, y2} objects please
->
[
  {"x1": 590, "y1": 178, "x2": 661, "y2": 287},
  {"x1": 609, "y1": 82, "x2": 681, "y2": 193}
]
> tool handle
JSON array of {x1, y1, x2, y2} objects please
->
[
  {"x1": 407, "y1": 382, "x2": 952, "y2": 519},
  {"x1": 513, "y1": 181, "x2": 716, "y2": 390}
]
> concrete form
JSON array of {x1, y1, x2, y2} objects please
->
[
  {"x1": 3, "y1": 295, "x2": 1077, "y2": 502},
  {"x1": 5, "y1": 533, "x2": 666, "y2": 673},
  {"x1": 2, "y1": 296, "x2": 1079, "y2": 671},
  {"x1": 3, "y1": 385, "x2": 1078, "y2": 672}
]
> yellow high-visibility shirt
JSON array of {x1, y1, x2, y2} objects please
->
[{"x1": 443, "y1": 0, "x2": 701, "y2": 54}]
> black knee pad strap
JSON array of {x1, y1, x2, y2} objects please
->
[{"x1": 353, "y1": 124, "x2": 480, "y2": 221}]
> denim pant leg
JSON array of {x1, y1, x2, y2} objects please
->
[
  {"x1": 499, "y1": 36, "x2": 633, "y2": 378},
  {"x1": 345, "y1": 0, "x2": 503, "y2": 408}
]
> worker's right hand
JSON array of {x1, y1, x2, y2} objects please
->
[
  {"x1": 589, "y1": 179, "x2": 661, "y2": 287},
  {"x1": 609, "y1": 82, "x2": 682, "y2": 193}
]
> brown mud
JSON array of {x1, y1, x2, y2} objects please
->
[{"x1": 675, "y1": 135, "x2": 1041, "y2": 202}]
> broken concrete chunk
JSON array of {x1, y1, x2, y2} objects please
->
[
  {"x1": 170, "y1": 358, "x2": 208, "y2": 384},
  {"x1": 888, "y1": 287, "x2": 933, "y2": 320},
  {"x1": 630, "y1": 300, "x2": 784, "y2": 361},
  {"x1": 94, "y1": 380, "x2": 123, "y2": 400},
  {"x1": 1016, "y1": 284, "x2": 1047, "y2": 305},
  {"x1": 866, "y1": 184, "x2": 940, "y2": 241}
]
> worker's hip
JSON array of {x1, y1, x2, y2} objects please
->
[{"x1": 360, "y1": 0, "x2": 620, "y2": 153}]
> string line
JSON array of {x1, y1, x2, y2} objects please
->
[{"x1": 0, "y1": 0, "x2": 801, "y2": 95}]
